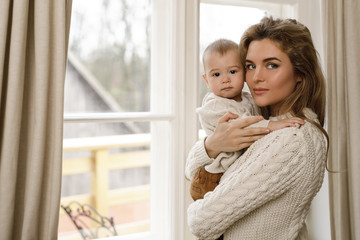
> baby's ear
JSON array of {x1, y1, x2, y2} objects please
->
[{"x1": 202, "y1": 74, "x2": 209, "y2": 85}]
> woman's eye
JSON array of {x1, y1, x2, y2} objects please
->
[
  {"x1": 229, "y1": 70, "x2": 237, "y2": 74},
  {"x1": 246, "y1": 64, "x2": 255, "y2": 70},
  {"x1": 267, "y1": 63, "x2": 279, "y2": 69},
  {"x1": 213, "y1": 72, "x2": 220, "y2": 77}
]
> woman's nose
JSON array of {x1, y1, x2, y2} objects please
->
[{"x1": 253, "y1": 68, "x2": 265, "y2": 82}]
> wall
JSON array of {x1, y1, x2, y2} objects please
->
[{"x1": 297, "y1": 1, "x2": 331, "y2": 239}]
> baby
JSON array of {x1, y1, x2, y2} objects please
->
[{"x1": 191, "y1": 39, "x2": 301, "y2": 202}]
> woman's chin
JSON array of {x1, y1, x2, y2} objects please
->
[{"x1": 254, "y1": 101, "x2": 268, "y2": 107}]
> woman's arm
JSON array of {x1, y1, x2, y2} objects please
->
[
  {"x1": 187, "y1": 129, "x2": 306, "y2": 239},
  {"x1": 205, "y1": 113, "x2": 269, "y2": 158},
  {"x1": 185, "y1": 114, "x2": 269, "y2": 180},
  {"x1": 185, "y1": 140, "x2": 213, "y2": 180}
]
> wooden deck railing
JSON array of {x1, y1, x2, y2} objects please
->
[{"x1": 60, "y1": 134, "x2": 151, "y2": 238}]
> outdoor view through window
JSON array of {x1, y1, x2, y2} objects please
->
[
  {"x1": 59, "y1": 1, "x2": 266, "y2": 239},
  {"x1": 59, "y1": 0, "x2": 152, "y2": 239}
]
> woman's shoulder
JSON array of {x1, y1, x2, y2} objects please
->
[
  {"x1": 267, "y1": 108, "x2": 325, "y2": 147},
  {"x1": 243, "y1": 126, "x2": 304, "y2": 162},
  {"x1": 257, "y1": 122, "x2": 327, "y2": 168},
  {"x1": 299, "y1": 121, "x2": 327, "y2": 157},
  {"x1": 274, "y1": 121, "x2": 324, "y2": 142},
  {"x1": 252, "y1": 121, "x2": 324, "y2": 154},
  {"x1": 235, "y1": 123, "x2": 325, "y2": 185}
]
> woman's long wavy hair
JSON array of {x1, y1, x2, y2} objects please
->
[{"x1": 239, "y1": 17, "x2": 329, "y2": 148}]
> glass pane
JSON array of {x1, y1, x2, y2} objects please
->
[
  {"x1": 199, "y1": 3, "x2": 267, "y2": 105},
  {"x1": 59, "y1": 121, "x2": 151, "y2": 239},
  {"x1": 198, "y1": 3, "x2": 268, "y2": 138},
  {"x1": 65, "y1": 0, "x2": 151, "y2": 113}
]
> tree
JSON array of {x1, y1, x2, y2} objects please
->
[{"x1": 69, "y1": 0, "x2": 151, "y2": 112}]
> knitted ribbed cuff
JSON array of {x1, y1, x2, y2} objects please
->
[
  {"x1": 194, "y1": 138, "x2": 214, "y2": 166},
  {"x1": 185, "y1": 139, "x2": 214, "y2": 180}
]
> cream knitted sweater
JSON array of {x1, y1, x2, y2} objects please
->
[
  {"x1": 185, "y1": 109, "x2": 327, "y2": 240},
  {"x1": 196, "y1": 92, "x2": 269, "y2": 173},
  {"x1": 196, "y1": 92, "x2": 269, "y2": 136}
]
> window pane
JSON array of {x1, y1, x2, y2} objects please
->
[
  {"x1": 199, "y1": 3, "x2": 267, "y2": 105},
  {"x1": 65, "y1": 0, "x2": 151, "y2": 113},
  {"x1": 200, "y1": 3, "x2": 267, "y2": 48},
  {"x1": 59, "y1": 122, "x2": 151, "y2": 239}
]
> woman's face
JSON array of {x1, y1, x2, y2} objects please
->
[{"x1": 245, "y1": 38, "x2": 301, "y2": 115}]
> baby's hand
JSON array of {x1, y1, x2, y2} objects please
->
[{"x1": 268, "y1": 117, "x2": 305, "y2": 132}]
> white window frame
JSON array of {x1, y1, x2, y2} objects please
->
[{"x1": 65, "y1": 0, "x2": 329, "y2": 239}]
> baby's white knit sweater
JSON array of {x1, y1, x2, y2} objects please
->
[
  {"x1": 196, "y1": 92, "x2": 269, "y2": 173},
  {"x1": 186, "y1": 109, "x2": 327, "y2": 240}
]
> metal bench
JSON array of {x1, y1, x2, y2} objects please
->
[{"x1": 61, "y1": 201, "x2": 117, "y2": 239}]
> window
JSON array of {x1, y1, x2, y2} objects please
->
[
  {"x1": 66, "y1": 0, "x2": 151, "y2": 113},
  {"x1": 59, "y1": 0, "x2": 166, "y2": 239},
  {"x1": 60, "y1": 0, "x2": 328, "y2": 240}
]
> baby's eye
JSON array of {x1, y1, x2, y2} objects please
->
[
  {"x1": 229, "y1": 70, "x2": 237, "y2": 74},
  {"x1": 246, "y1": 64, "x2": 255, "y2": 70},
  {"x1": 213, "y1": 72, "x2": 220, "y2": 77},
  {"x1": 267, "y1": 63, "x2": 279, "y2": 69}
]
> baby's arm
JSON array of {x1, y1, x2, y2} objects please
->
[{"x1": 268, "y1": 117, "x2": 305, "y2": 132}]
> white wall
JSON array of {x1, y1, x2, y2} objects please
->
[{"x1": 297, "y1": 1, "x2": 331, "y2": 239}]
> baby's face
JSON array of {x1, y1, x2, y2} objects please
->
[{"x1": 203, "y1": 49, "x2": 244, "y2": 101}]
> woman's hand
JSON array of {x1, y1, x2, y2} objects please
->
[
  {"x1": 205, "y1": 112, "x2": 270, "y2": 158},
  {"x1": 268, "y1": 117, "x2": 305, "y2": 132}
]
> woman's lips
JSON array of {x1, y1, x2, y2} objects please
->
[{"x1": 253, "y1": 88, "x2": 269, "y2": 95}]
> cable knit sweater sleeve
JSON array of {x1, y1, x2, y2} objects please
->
[
  {"x1": 185, "y1": 140, "x2": 214, "y2": 180},
  {"x1": 187, "y1": 127, "x2": 307, "y2": 239},
  {"x1": 185, "y1": 139, "x2": 212, "y2": 180}
]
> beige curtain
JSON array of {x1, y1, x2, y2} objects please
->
[
  {"x1": 0, "y1": 1, "x2": 72, "y2": 239},
  {"x1": 323, "y1": 0, "x2": 360, "y2": 239}
]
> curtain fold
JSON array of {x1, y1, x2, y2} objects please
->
[
  {"x1": 323, "y1": 0, "x2": 360, "y2": 239},
  {"x1": 0, "y1": 1, "x2": 72, "y2": 239}
]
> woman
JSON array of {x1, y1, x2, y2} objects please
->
[{"x1": 185, "y1": 17, "x2": 328, "y2": 240}]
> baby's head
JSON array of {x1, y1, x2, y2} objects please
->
[{"x1": 202, "y1": 39, "x2": 244, "y2": 101}]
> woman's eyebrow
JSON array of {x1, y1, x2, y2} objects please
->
[
  {"x1": 246, "y1": 57, "x2": 282, "y2": 63},
  {"x1": 263, "y1": 57, "x2": 282, "y2": 62}
]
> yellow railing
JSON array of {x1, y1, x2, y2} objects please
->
[{"x1": 60, "y1": 134, "x2": 151, "y2": 238}]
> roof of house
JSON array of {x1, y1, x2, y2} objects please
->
[{"x1": 66, "y1": 52, "x2": 143, "y2": 134}]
